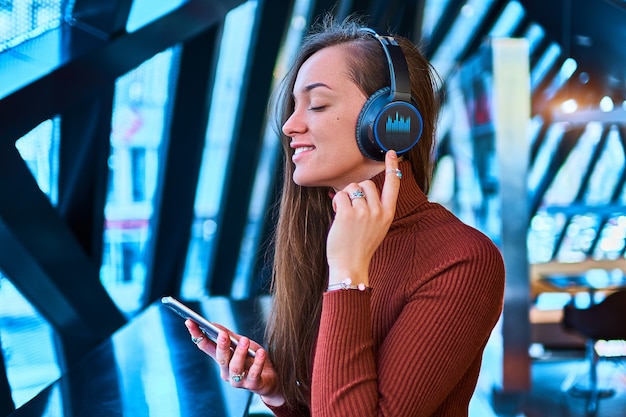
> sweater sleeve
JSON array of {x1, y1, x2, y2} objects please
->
[
  {"x1": 310, "y1": 232, "x2": 505, "y2": 416},
  {"x1": 311, "y1": 290, "x2": 378, "y2": 416}
]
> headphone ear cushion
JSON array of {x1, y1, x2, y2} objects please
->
[
  {"x1": 356, "y1": 87, "x2": 392, "y2": 161},
  {"x1": 356, "y1": 87, "x2": 424, "y2": 161}
]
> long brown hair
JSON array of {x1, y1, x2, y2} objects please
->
[{"x1": 265, "y1": 14, "x2": 441, "y2": 411}]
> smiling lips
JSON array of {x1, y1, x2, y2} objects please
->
[
  {"x1": 294, "y1": 146, "x2": 314, "y2": 155},
  {"x1": 292, "y1": 146, "x2": 315, "y2": 162}
]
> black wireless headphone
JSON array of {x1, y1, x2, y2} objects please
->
[{"x1": 356, "y1": 28, "x2": 423, "y2": 161}]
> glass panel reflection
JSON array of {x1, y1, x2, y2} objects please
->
[
  {"x1": 14, "y1": 118, "x2": 60, "y2": 205},
  {"x1": 0, "y1": 0, "x2": 63, "y2": 52},
  {"x1": 112, "y1": 307, "x2": 181, "y2": 417},
  {"x1": 584, "y1": 125, "x2": 624, "y2": 205},
  {"x1": 430, "y1": 0, "x2": 496, "y2": 78},
  {"x1": 232, "y1": 0, "x2": 312, "y2": 298},
  {"x1": 542, "y1": 122, "x2": 603, "y2": 207},
  {"x1": 528, "y1": 121, "x2": 564, "y2": 193},
  {"x1": 127, "y1": 0, "x2": 187, "y2": 32},
  {"x1": 488, "y1": 0, "x2": 524, "y2": 38},
  {"x1": 556, "y1": 213, "x2": 599, "y2": 262},
  {"x1": 102, "y1": 48, "x2": 176, "y2": 316},
  {"x1": 0, "y1": 274, "x2": 60, "y2": 408},
  {"x1": 528, "y1": 211, "x2": 567, "y2": 263},
  {"x1": 181, "y1": 1, "x2": 257, "y2": 299},
  {"x1": 3, "y1": 119, "x2": 62, "y2": 408},
  {"x1": 593, "y1": 215, "x2": 626, "y2": 260}
]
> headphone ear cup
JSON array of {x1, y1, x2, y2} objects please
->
[
  {"x1": 356, "y1": 87, "x2": 424, "y2": 161},
  {"x1": 356, "y1": 88, "x2": 392, "y2": 161}
]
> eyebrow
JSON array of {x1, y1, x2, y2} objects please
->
[
  {"x1": 303, "y1": 82, "x2": 331, "y2": 92},
  {"x1": 291, "y1": 82, "x2": 332, "y2": 101}
]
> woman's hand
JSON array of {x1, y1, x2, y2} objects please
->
[
  {"x1": 326, "y1": 151, "x2": 401, "y2": 286},
  {"x1": 185, "y1": 319, "x2": 285, "y2": 407}
]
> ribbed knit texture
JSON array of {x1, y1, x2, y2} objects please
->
[{"x1": 269, "y1": 161, "x2": 505, "y2": 416}]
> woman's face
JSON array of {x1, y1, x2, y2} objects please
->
[{"x1": 282, "y1": 44, "x2": 385, "y2": 191}]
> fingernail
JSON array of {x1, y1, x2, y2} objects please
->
[{"x1": 389, "y1": 150, "x2": 398, "y2": 159}]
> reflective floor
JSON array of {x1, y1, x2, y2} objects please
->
[
  {"x1": 521, "y1": 349, "x2": 626, "y2": 417},
  {"x1": 8, "y1": 298, "x2": 267, "y2": 417},
  {"x1": 8, "y1": 297, "x2": 626, "y2": 417}
]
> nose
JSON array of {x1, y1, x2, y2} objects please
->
[{"x1": 282, "y1": 108, "x2": 305, "y2": 137}]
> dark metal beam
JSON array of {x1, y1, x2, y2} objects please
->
[
  {"x1": 425, "y1": 0, "x2": 465, "y2": 58},
  {"x1": 457, "y1": 0, "x2": 510, "y2": 64},
  {"x1": 309, "y1": 0, "x2": 344, "y2": 23},
  {"x1": 0, "y1": 0, "x2": 245, "y2": 145},
  {"x1": 207, "y1": 0, "x2": 295, "y2": 296},
  {"x1": 58, "y1": 91, "x2": 114, "y2": 265},
  {"x1": 71, "y1": 0, "x2": 134, "y2": 37},
  {"x1": 549, "y1": 125, "x2": 609, "y2": 259},
  {"x1": 0, "y1": 338, "x2": 14, "y2": 416},
  {"x1": 586, "y1": 125, "x2": 625, "y2": 257},
  {"x1": 0, "y1": 146, "x2": 126, "y2": 365},
  {"x1": 251, "y1": 154, "x2": 283, "y2": 297},
  {"x1": 0, "y1": 0, "x2": 244, "y2": 369},
  {"x1": 369, "y1": 0, "x2": 422, "y2": 39},
  {"x1": 529, "y1": 125, "x2": 585, "y2": 217}
]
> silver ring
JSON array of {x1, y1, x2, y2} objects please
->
[
  {"x1": 191, "y1": 336, "x2": 204, "y2": 344},
  {"x1": 231, "y1": 371, "x2": 246, "y2": 382},
  {"x1": 349, "y1": 189, "x2": 365, "y2": 200},
  {"x1": 386, "y1": 168, "x2": 402, "y2": 179}
]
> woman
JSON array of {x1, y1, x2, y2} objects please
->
[{"x1": 186, "y1": 15, "x2": 505, "y2": 416}]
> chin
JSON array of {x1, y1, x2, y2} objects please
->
[{"x1": 292, "y1": 171, "x2": 327, "y2": 188}]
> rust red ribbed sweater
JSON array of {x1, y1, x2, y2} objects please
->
[{"x1": 269, "y1": 161, "x2": 505, "y2": 416}]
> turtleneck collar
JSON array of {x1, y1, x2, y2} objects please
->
[
  {"x1": 369, "y1": 160, "x2": 429, "y2": 227},
  {"x1": 325, "y1": 160, "x2": 429, "y2": 228}
]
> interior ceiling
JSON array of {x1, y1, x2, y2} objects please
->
[{"x1": 519, "y1": 0, "x2": 626, "y2": 100}]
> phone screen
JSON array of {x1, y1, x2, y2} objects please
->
[{"x1": 161, "y1": 296, "x2": 256, "y2": 357}]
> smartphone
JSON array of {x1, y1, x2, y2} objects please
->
[{"x1": 161, "y1": 296, "x2": 256, "y2": 357}]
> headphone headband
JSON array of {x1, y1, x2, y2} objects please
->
[
  {"x1": 355, "y1": 28, "x2": 423, "y2": 161},
  {"x1": 359, "y1": 28, "x2": 412, "y2": 102}
]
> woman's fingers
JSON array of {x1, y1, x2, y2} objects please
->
[
  {"x1": 185, "y1": 319, "x2": 216, "y2": 357},
  {"x1": 380, "y1": 150, "x2": 401, "y2": 213},
  {"x1": 184, "y1": 319, "x2": 278, "y2": 400},
  {"x1": 215, "y1": 330, "x2": 235, "y2": 380},
  {"x1": 246, "y1": 348, "x2": 266, "y2": 383},
  {"x1": 227, "y1": 336, "x2": 252, "y2": 383}
]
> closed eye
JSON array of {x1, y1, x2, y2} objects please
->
[{"x1": 309, "y1": 105, "x2": 326, "y2": 111}]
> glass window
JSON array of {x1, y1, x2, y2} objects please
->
[
  {"x1": 528, "y1": 122, "x2": 565, "y2": 194},
  {"x1": 232, "y1": 0, "x2": 312, "y2": 298},
  {"x1": 584, "y1": 125, "x2": 624, "y2": 205},
  {"x1": 126, "y1": 0, "x2": 187, "y2": 33},
  {"x1": 0, "y1": 0, "x2": 63, "y2": 52},
  {"x1": 556, "y1": 214, "x2": 599, "y2": 262},
  {"x1": 527, "y1": 211, "x2": 567, "y2": 263},
  {"x1": 593, "y1": 215, "x2": 626, "y2": 260},
  {"x1": 14, "y1": 118, "x2": 60, "y2": 205},
  {"x1": 181, "y1": 1, "x2": 258, "y2": 299},
  {"x1": 1, "y1": 119, "x2": 62, "y2": 408},
  {"x1": 488, "y1": 0, "x2": 524, "y2": 38},
  {"x1": 429, "y1": 0, "x2": 496, "y2": 79},
  {"x1": 541, "y1": 122, "x2": 603, "y2": 207},
  {"x1": 0, "y1": 273, "x2": 61, "y2": 408},
  {"x1": 102, "y1": 48, "x2": 177, "y2": 316},
  {"x1": 530, "y1": 43, "x2": 560, "y2": 91},
  {"x1": 421, "y1": 0, "x2": 452, "y2": 40},
  {"x1": 443, "y1": 73, "x2": 482, "y2": 228},
  {"x1": 524, "y1": 23, "x2": 545, "y2": 57}
]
